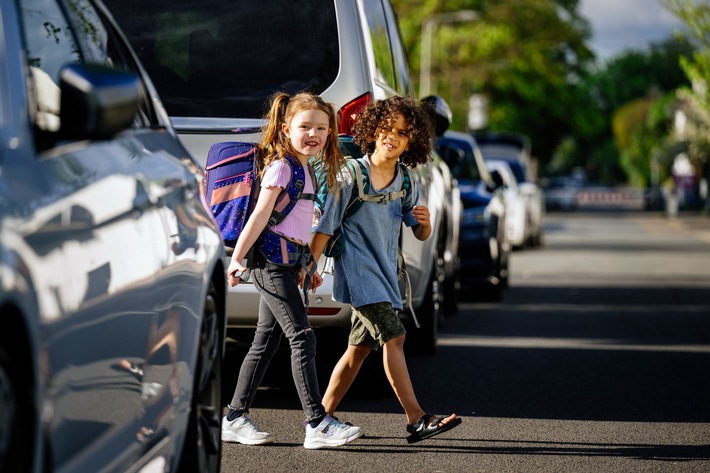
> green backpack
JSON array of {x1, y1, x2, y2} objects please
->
[
  {"x1": 313, "y1": 144, "x2": 419, "y2": 328},
  {"x1": 321, "y1": 157, "x2": 412, "y2": 258}
]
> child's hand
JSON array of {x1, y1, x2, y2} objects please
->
[
  {"x1": 298, "y1": 268, "x2": 322, "y2": 291},
  {"x1": 412, "y1": 205, "x2": 431, "y2": 227},
  {"x1": 227, "y1": 260, "x2": 247, "y2": 287},
  {"x1": 310, "y1": 271, "x2": 323, "y2": 291},
  {"x1": 412, "y1": 205, "x2": 432, "y2": 241}
]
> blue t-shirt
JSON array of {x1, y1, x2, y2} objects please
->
[{"x1": 316, "y1": 155, "x2": 419, "y2": 309}]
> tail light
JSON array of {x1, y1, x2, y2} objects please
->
[{"x1": 337, "y1": 93, "x2": 372, "y2": 135}]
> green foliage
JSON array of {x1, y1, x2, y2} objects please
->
[
  {"x1": 613, "y1": 95, "x2": 676, "y2": 187},
  {"x1": 660, "y1": 1, "x2": 710, "y2": 170},
  {"x1": 391, "y1": 0, "x2": 697, "y2": 184}
]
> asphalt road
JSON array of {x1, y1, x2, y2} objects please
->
[{"x1": 219, "y1": 211, "x2": 710, "y2": 472}]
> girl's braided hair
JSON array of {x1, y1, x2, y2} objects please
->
[{"x1": 352, "y1": 96, "x2": 434, "y2": 168}]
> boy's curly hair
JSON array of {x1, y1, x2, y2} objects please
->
[{"x1": 352, "y1": 96, "x2": 434, "y2": 168}]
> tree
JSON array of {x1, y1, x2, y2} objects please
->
[
  {"x1": 392, "y1": 0, "x2": 594, "y2": 170},
  {"x1": 661, "y1": 0, "x2": 710, "y2": 208},
  {"x1": 578, "y1": 39, "x2": 693, "y2": 183},
  {"x1": 391, "y1": 1, "x2": 694, "y2": 184}
]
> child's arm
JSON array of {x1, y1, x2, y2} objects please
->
[
  {"x1": 411, "y1": 205, "x2": 432, "y2": 241},
  {"x1": 303, "y1": 231, "x2": 332, "y2": 291},
  {"x1": 310, "y1": 231, "x2": 331, "y2": 266},
  {"x1": 227, "y1": 186, "x2": 281, "y2": 286}
]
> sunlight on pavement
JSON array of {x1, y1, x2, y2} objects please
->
[{"x1": 438, "y1": 335, "x2": 710, "y2": 353}]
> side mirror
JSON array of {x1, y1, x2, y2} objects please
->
[
  {"x1": 421, "y1": 95, "x2": 452, "y2": 137},
  {"x1": 489, "y1": 169, "x2": 505, "y2": 189},
  {"x1": 438, "y1": 143, "x2": 465, "y2": 168},
  {"x1": 59, "y1": 63, "x2": 141, "y2": 139}
]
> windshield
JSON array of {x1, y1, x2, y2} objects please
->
[
  {"x1": 106, "y1": 0, "x2": 339, "y2": 118},
  {"x1": 438, "y1": 141, "x2": 482, "y2": 182}
]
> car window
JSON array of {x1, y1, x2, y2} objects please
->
[
  {"x1": 382, "y1": 0, "x2": 413, "y2": 96},
  {"x1": 18, "y1": 0, "x2": 156, "y2": 135},
  {"x1": 438, "y1": 140, "x2": 481, "y2": 182},
  {"x1": 363, "y1": 0, "x2": 396, "y2": 91},
  {"x1": 19, "y1": 0, "x2": 82, "y2": 132},
  {"x1": 500, "y1": 159, "x2": 526, "y2": 184},
  {"x1": 106, "y1": 0, "x2": 339, "y2": 119}
]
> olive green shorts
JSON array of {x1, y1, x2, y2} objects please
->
[{"x1": 348, "y1": 302, "x2": 406, "y2": 351}]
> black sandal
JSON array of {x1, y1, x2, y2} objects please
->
[{"x1": 406, "y1": 413, "x2": 462, "y2": 444}]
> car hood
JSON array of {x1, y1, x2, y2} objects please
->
[{"x1": 457, "y1": 180, "x2": 493, "y2": 208}]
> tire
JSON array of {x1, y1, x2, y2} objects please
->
[
  {"x1": 0, "y1": 338, "x2": 36, "y2": 473},
  {"x1": 483, "y1": 281, "x2": 503, "y2": 302},
  {"x1": 405, "y1": 256, "x2": 440, "y2": 356},
  {"x1": 177, "y1": 281, "x2": 223, "y2": 473},
  {"x1": 437, "y1": 225, "x2": 458, "y2": 317},
  {"x1": 442, "y1": 270, "x2": 459, "y2": 316}
]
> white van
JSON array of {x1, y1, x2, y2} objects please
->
[{"x1": 107, "y1": 0, "x2": 459, "y2": 354}]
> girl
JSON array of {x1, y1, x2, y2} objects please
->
[
  {"x1": 309, "y1": 96, "x2": 462, "y2": 443},
  {"x1": 222, "y1": 92, "x2": 362, "y2": 449}
]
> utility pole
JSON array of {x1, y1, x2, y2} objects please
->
[{"x1": 419, "y1": 10, "x2": 479, "y2": 97}]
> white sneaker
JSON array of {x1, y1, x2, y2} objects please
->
[
  {"x1": 221, "y1": 414, "x2": 273, "y2": 445},
  {"x1": 303, "y1": 415, "x2": 363, "y2": 449}
]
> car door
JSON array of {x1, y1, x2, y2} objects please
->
[{"x1": 12, "y1": 0, "x2": 188, "y2": 469}]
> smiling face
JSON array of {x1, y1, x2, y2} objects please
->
[
  {"x1": 373, "y1": 113, "x2": 410, "y2": 163},
  {"x1": 283, "y1": 108, "x2": 330, "y2": 162}
]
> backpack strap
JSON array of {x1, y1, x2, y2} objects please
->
[
  {"x1": 267, "y1": 154, "x2": 316, "y2": 227},
  {"x1": 342, "y1": 157, "x2": 419, "y2": 328},
  {"x1": 349, "y1": 158, "x2": 408, "y2": 204}
]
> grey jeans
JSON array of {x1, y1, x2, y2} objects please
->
[{"x1": 229, "y1": 257, "x2": 325, "y2": 422}]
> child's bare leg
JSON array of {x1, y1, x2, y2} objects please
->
[
  {"x1": 382, "y1": 335, "x2": 426, "y2": 425},
  {"x1": 323, "y1": 344, "x2": 370, "y2": 415}
]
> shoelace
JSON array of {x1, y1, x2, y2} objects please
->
[
  {"x1": 331, "y1": 416, "x2": 353, "y2": 429},
  {"x1": 242, "y1": 416, "x2": 261, "y2": 432},
  {"x1": 327, "y1": 417, "x2": 350, "y2": 430}
]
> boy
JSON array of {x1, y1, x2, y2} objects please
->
[{"x1": 309, "y1": 96, "x2": 461, "y2": 443}]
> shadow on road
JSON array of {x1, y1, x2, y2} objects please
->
[
  {"x1": 222, "y1": 284, "x2": 710, "y2": 424},
  {"x1": 405, "y1": 284, "x2": 710, "y2": 424}
]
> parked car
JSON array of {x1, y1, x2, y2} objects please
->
[
  {"x1": 436, "y1": 131, "x2": 509, "y2": 301},
  {"x1": 541, "y1": 176, "x2": 581, "y2": 211},
  {"x1": 421, "y1": 95, "x2": 462, "y2": 316},
  {"x1": 106, "y1": 0, "x2": 455, "y2": 355},
  {"x1": 474, "y1": 132, "x2": 545, "y2": 247},
  {"x1": 486, "y1": 160, "x2": 528, "y2": 249},
  {"x1": 0, "y1": 0, "x2": 227, "y2": 471}
]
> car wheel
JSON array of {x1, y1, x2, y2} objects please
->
[
  {"x1": 442, "y1": 269, "x2": 459, "y2": 316},
  {"x1": 0, "y1": 337, "x2": 36, "y2": 473},
  {"x1": 177, "y1": 281, "x2": 223, "y2": 473},
  {"x1": 484, "y1": 281, "x2": 504, "y2": 302},
  {"x1": 405, "y1": 256, "x2": 440, "y2": 356},
  {"x1": 439, "y1": 234, "x2": 459, "y2": 317}
]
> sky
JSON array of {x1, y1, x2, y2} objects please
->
[{"x1": 579, "y1": 0, "x2": 687, "y2": 62}]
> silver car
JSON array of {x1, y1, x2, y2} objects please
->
[
  {"x1": 0, "y1": 0, "x2": 227, "y2": 471},
  {"x1": 108, "y1": 0, "x2": 458, "y2": 355}
]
